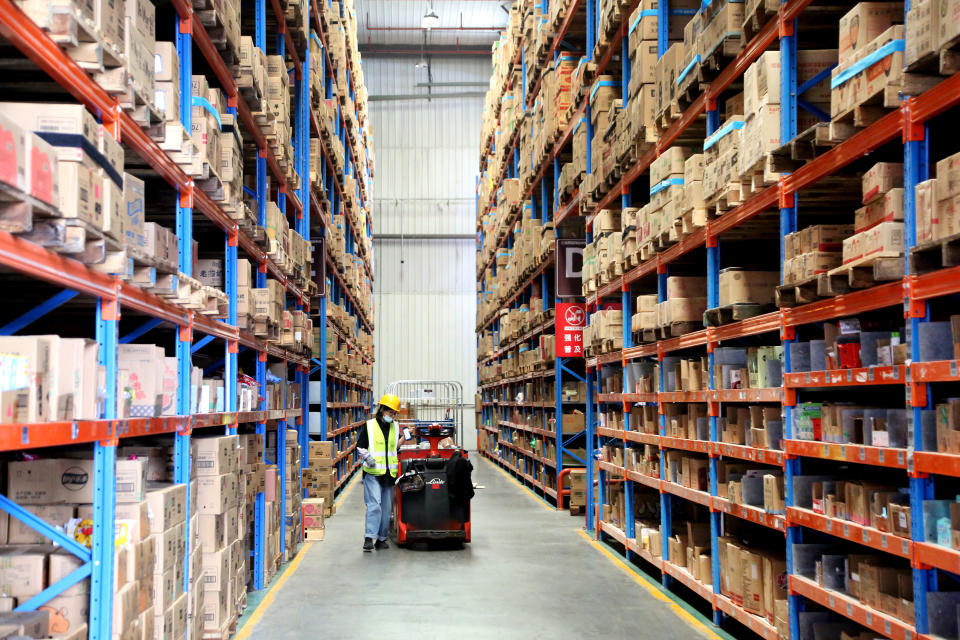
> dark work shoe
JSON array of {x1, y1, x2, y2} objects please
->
[
  {"x1": 363, "y1": 538, "x2": 374, "y2": 552},
  {"x1": 375, "y1": 539, "x2": 389, "y2": 550}
]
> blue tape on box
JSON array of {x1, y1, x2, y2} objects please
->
[
  {"x1": 676, "y1": 55, "x2": 701, "y2": 86},
  {"x1": 702, "y1": 119, "x2": 744, "y2": 151},
  {"x1": 830, "y1": 39, "x2": 904, "y2": 89},
  {"x1": 191, "y1": 96, "x2": 223, "y2": 130},
  {"x1": 649, "y1": 177, "x2": 684, "y2": 196}
]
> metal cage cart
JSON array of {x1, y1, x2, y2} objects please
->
[
  {"x1": 383, "y1": 380, "x2": 472, "y2": 545},
  {"x1": 383, "y1": 380, "x2": 465, "y2": 446}
]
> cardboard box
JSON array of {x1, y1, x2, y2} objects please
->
[
  {"x1": 196, "y1": 474, "x2": 233, "y2": 514},
  {"x1": 561, "y1": 411, "x2": 586, "y2": 434},
  {"x1": 862, "y1": 162, "x2": 903, "y2": 204},
  {"x1": 666, "y1": 276, "x2": 707, "y2": 298},
  {"x1": 718, "y1": 269, "x2": 779, "y2": 306},
  {"x1": 841, "y1": 221, "x2": 904, "y2": 264},
  {"x1": 201, "y1": 546, "x2": 230, "y2": 592},
  {"x1": 0, "y1": 545, "x2": 47, "y2": 598},
  {"x1": 0, "y1": 103, "x2": 99, "y2": 161},
  {"x1": 0, "y1": 610, "x2": 49, "y2": 637},
  {"x1": 146, "y1": 483, "x2": 187, "y2": 533},
  {"x1": 7, "y1": 458, "x2": 99, "y2": 503},
  {"x1": 837, "y1": 2, "x2": 904, "y2": 66},
  {"x1": 115, "y1": 457, "x2": 148, "y2": 503},
  {"x1": 7, "y1": 504, "x2": 74, "y2": 544},
  {"x1": 192, "y1": 436, "x2": 238, "y2": 476},
  {"x1": 122, "y1": 173, "x2": 146, "y2": 254},
  {"x1": 43, "y1": 593, "x2": 89, "y2": 637},
  {"x1": 741, "y1": 549, "x2": 765, "y2": 615},
  {"x1": 855, "y1": 188, "x2": 904, "y2": 232}
]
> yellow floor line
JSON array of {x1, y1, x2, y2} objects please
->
[
  {"x1": 233, "y1": 541, "x2": 313, "y2": 640},
  {"x1": 234, "y1": 471, "x2": 360, "y2": 638},
  {"x1": 335, "y1": 470, "x2": 361, "y2": 509},
  {"x1": 577, "y1": 529, "x2": 723, "y2": 640},
  {"x1": 482, "y1": 456, "x2": 554, "y2": 512}
]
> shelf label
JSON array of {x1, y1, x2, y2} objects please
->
[
  {"x1": 556, "y1": 302, "x2": 586, "y2": 357},
  {"x1": 865, "y1": 612, "x2": 872, "y2": 625},
  {"x1": 556, "y1": 240, "x2": 586, "y2": 298}
]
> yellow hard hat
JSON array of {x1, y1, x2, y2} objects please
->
[{"x1": 378, "y1": 393, "x2": 401, "y2": 412}]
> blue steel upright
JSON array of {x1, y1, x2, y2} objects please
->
[
  {"x1": 90, "y1": 296, "x2": 119, "y2": 640},
  {"x1": 174, "y1": 9, "x2": 194, "y2": 603}
]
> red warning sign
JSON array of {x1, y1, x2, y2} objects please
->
[{"x1": 556, "y1": 302, "x2": 586, "y2": 358}]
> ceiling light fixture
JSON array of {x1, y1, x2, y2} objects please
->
[{"x1": 421, "y1": 7, "x2": 439, "y2": 29}]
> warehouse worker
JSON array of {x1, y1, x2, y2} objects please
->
[{"x1": 357, "y1": 393, "x2": 402, "y2": 551}]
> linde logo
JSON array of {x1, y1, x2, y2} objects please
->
[
  {"x1": 426, "y1": 478, "x2": 445, "y2": 487},
  {"x1": 61, "y1": 466, "x2": 89, "y2": 491}
]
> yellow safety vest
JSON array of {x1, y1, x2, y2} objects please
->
[{"x1": 364, "y1": 418, "x2": 399, "y2": 477}]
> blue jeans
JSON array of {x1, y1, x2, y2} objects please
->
[{"x1": 363, "y1": 472, "x2": 393, "y2": 541}]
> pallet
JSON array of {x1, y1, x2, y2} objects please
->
[
  {"x1": 304, "y1": 528, "x2": 325, "y2": 541},
  {"x1": 703, "y1": 303, "x2": 774, "y2": 327},
  {"x1": 599, "y1": 338, "x2": 622, "y2": 354},
  {"x1": 202, "y1": 617, "x2": 236, "y2": 640},
  {"x1": 253, "y1": 316, "x2": 281, "y2": 341},
  {"x1": 636, "y1": 329, "x2": 657, "y2": 344},
  {"x1": 770, "y1": 122, "x2": 853, "y2": 173},
  {"x1": 830, "y1": 84, "x2": 903, "y2": 129},
  {"x1": 741, "y1": 0, "x2": 778, "y2": 42},
  {"x1": 826, "y1": 255, "x2": 904, "y2": 292},
  {"x1": 569, "y1": 505, "x2": 585, "y2": 516},
  {"x1": 776, "y1": 274, "x2": 834, "y2": 308},
  {"x1": 910, "y1": 230, "x2": 960, "y2": 275},
  {"x1": 656, "y1": 321, "x2": 701, "y2": 339},
  {"x1": 119, "y1": 82, "x2": 163, "y2": 127},
  {"x1": 19, "y1": 218, "x2": 109, "y2": 257},
  {"x1": 621, "y1": 249, "x2": 641, "y2": 271}
]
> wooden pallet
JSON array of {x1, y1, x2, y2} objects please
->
[
  {"x1": 910, "y1": 230, "x2": 960, "y2": 275},
  {"x1": 775, "y1": 274, "x2": 834, "y2": 308},
  {"x1": 770, "y1": 122, "x2": 856, "y2": 173},
  {"x1": 621, "y1": 249, "x2": 641, "y2": 271},
  {"x1": 741, "y1": 0, "x2": 778, "y2": 42},
  {"x1": 635, "y1": 329, "x2": 657, "y2": 344},
  {"x1": 656, "y1": 321, "x2": 701, "y2": 339},
  {"x1": 825, "y1": 255, "x2": 903, "y2": 292},
  {"x1": 569, "y1": 505, "x2": 585, "y2": 516},
  {"x1": 703, "y1": 303, "x2": 773, "y2": 327},
  {"x1": 253, "y1": 316, "x2": 281, "y2": 341}
]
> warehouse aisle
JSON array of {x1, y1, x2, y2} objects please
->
[{"x1": 240, "y1": 458, "x2": 719, "y2": 640}]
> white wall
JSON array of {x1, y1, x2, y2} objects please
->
[{"x1": 365, "y1": 56, "x2": 489, "y2": 449}]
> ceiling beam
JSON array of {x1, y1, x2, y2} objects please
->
[
  {"x1": 369, "y1": 92, "x2": 486, "y2": 102},
  {"x1": 358, "y1": 44, "x2": 492, "y2": 57}
]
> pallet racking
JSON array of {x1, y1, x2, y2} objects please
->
[
  {"x1": 0, "y1": 0, "x2": 372, "y2": 633},
  {"x1": 476, "y1": 0, "x2": 960, "y2": 636}
]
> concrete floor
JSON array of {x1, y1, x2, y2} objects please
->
[{"x1": 239, "y1": 457, "x2": 717, "y2": 640}]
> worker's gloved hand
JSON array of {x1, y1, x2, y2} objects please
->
[{"x1": 363, "y1": 454, "x2": 377, "y2": 469}]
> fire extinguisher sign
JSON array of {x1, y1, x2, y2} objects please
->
[{"x1": 556, "y1": 302, "x2": 586, "y2": 358}]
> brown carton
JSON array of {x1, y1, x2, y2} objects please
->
[{"x1": 837, "y1": 2, "x2": 904, "y2": 66}]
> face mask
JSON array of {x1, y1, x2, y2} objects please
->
[{"x1": 383, "y1": 415, "x2": 394, "y2": 423}]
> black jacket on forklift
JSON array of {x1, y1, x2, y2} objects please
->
[
  {"x1": 357, "y1": 415, "x2": 395, "y2": 486},
  {"x1": 445, "y1": 451, "x2": 474, "y2": 506}
]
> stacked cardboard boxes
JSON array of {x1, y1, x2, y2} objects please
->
[
  {"x1": 304, "y1": 441, "x2": 337, "y2": 517},
  {"x1": 1, "y1": 456, "x2": 159, "y2": 638},
  {"x1": 193, "y1": 435, "x2": 243, "y2": 639}
]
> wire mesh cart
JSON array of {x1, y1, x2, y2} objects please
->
[{"x1": 384, "y1": 380, "x2": 473, "y2": 545}]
